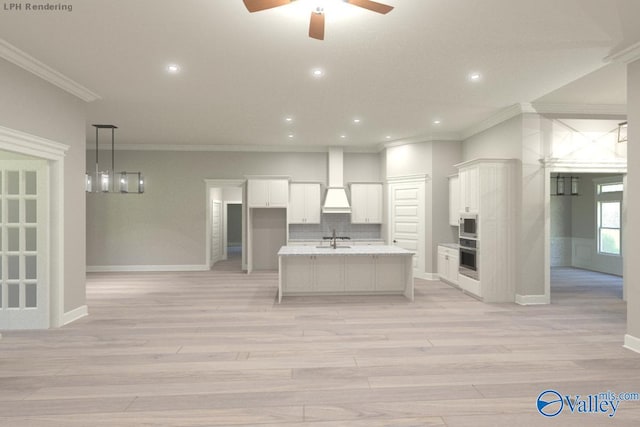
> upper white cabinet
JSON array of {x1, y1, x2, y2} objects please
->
[
  {"x1": 289, "y1": 183, "x2": 321, "y2": 224},
  {"x1": 248, "y1": 178, "x2": 289, "y2": 208},
  {"x1": 350, "y1": 183, "x2": 383, "y2": 224},
  {"x1": 458, "y1": 166, "x2": 479, "y2": 213},
  {"x1": 448, "y1": 175, "x2": 460, "y2": 226}
]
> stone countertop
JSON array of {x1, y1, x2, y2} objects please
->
[
  {"x1": 287, "y1": 239, "x2": 385, "y2": 243},
  {"x1": 278, "y1": 245, "x2": 415, "y2": 256},
  {"x1": 439, "y1": 243, "x2": 460, "y2": 249}
]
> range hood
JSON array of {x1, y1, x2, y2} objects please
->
[{"x1": 322, "y1": 146, "x2": 351, "y2": 214}]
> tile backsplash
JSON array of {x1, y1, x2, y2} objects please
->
[{"x1": 289, "y1": 214, "x2": 382, "y2": 241}]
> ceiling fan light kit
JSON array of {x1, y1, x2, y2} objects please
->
[{"x1": 243, "y1": 0, "x2": 394, "y2": 40}]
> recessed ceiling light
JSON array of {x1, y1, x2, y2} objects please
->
[
  {"x1": 288, "y1": 134, "x2": 294, "y2": 138},
  {"x1": 469, "y1": 72, "x2": 481, "y2": 81},
  {"x1": 433, "y1": 119, "x2": 442, "y2": 125},
  {"x1": 285, "y1": 117, "x2": 293, "y2": 123},
  {"x1": 166, "y1": 64, "x2": 181, "y2": 74},
  {"x1": 385, "y1": 135, "x2": 392, "y2": 139},
  {"x1": 312, "y1": 68, "x2": 324, "y2": 77},
  {"x1": 340, "y1": 135, "x2": 347, "y2": 139},
  {"x1": 353, "y1": 118, "x2": 361, "y2": 124}
]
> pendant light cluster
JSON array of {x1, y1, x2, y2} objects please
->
[
  {"x1": 85, "y1": 124, "x2": 144, "y2": 194},
  {"x1": 553, "y1": 174, "x2": 579, "y2": 196}
]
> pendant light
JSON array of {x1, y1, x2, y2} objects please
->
[
  {"x1": 570, "y1": 176, "x2": 579, "y2": 196},
  {"x1": 555, "y1": 174, "x2": 565, "y2": 196},
  {"x1": 86, "y1": 124, "x2": 144, "y2": 193},
  {"x1": 617, "y1": 121, "x2": 628, "y2": 143}
]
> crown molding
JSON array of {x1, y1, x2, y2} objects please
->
[
  {"x1": 605, "y1": 40, "x2": 640, "y2": 65},
  {"x1": 0, "y1": 125, "x2": 69, "y2": 160},
  {"x1": 87, "y1": 143, "x2": 380, "y2": 154},
  {"x1": 531, "y1": 103, "x2": 626, "y2": 116},
  {"x1": 461, "y1": 103, "x2": 535, "y2": 140},
  {"x1": 0, "y1": 39, "x2": 101, "y2": 102},
  {"x1": 379, "y1": 133, "x2": 462, "y2": 151}
]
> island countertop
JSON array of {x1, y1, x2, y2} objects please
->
[{"x1": 278, "y1": 245, "x2": 415, "y2": 256}]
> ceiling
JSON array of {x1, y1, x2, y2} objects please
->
[{"x1": 1, "y1": 0, "x2": 639, "y2": 149}]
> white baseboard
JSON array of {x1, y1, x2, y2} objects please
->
[
  {"x1": 87, "y1": 264, "x2": 209, "y2": 273},
  {"x1": 416, "y1": 272, "x2": 440, "y2": 281},
  {"x1": 63, "y1": 305, "x2": 88, "y2": 326},
  {"x1": 624, "y1": 334, "x2": 640, "y2": 354},
  {"x1": 516, "y1": 294, "x2": 550, "y2": 305}
]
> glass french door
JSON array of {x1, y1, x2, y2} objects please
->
[{"x1": 0, "y1": 160, "x2": 49, "y2": 329}]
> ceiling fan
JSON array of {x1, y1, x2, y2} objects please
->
[{"x1": 242, "y1": 0, "x2": 394, "y2": 40}]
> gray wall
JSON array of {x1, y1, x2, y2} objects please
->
[
  {"x1": 0, "y1": 58, "x2": 87, "y2": 313},
  {"x1": 86, "y1": 150, "x2": 381, "y2": 267},
  {"x1": 627, "y1": 58, "x2": 640, "y2": 341}
]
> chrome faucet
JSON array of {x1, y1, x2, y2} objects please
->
[{"x1": 331, "y1": 229, "x2": 337, "y2": 249}]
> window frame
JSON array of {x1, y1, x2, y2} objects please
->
[{"x1": 595, "y1": 178, "x2": 623, "y2": 257}]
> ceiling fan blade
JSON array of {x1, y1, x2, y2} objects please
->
[
  {"x1": 347, "y1": 0, "x2": 394, "y2": 14},
  {"x1": 309, "y1": 11, "x2": 325, "y2": 40},
  {"x1": 243, "y1": 0, "x2": 292, "y2": 13}
]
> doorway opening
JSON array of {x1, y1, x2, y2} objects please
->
[
  {"x1": 204, "y1": 179, "x2": 245, "y2": 272},
  {"x1": 547, "y1": 170, "x2": 626, "y2": 302}
]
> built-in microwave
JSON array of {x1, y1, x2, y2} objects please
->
[
  {"x1": 459, "y1": 213, "x2": 478, "y2": 239},
  {"x1": 459, "y1": 238, "x2": 479, "y2": 280}
]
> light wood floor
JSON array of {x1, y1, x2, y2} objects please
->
[{"x1": 1, "y1": 267, "x2": 639, "y2": 426}]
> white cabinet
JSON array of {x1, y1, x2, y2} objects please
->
[
  {"x1": 448, "y1": 175, "x2": 460, "y2": 226},
  {"x1": 350, "y1": 183, "x2": 383, "y2": 224},
  {"x1": 289, "y1": 183, "x2": 321, "y2": 224},
  {"x1": 279, "y1": 253, "x2": 413, "y2": 301},
  {"x1": 458, "y1": 167, "x2": 479, "y2": 213},
  {"x1": 248, "y1": 179, "x2": 289, "y2": 208},
  {"x1": 437, "y1": 245, "x2": 459, "y2": 286},
  {"x1": 454, "y1": 159, "x2": 517, "y2": 302}
]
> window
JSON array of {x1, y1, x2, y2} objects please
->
[{"x1": 596, "y1": 180, "x2": 623, "y2": 256}]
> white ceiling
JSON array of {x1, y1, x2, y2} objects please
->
[{"x1": 1, "y1": 0, "x2": 639, "y2": 149}]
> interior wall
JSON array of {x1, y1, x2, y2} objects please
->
[
  {"x1": 550, "y1": 193, "x2": 572, "y2": 266},
  {"x1": 86, "y1": 149, "x2": 380, "y2": 267},
  {"x1": 626, "y1": 58, "x2": 640, "y2": 343},
  {"x1": 251, "y1": 208, "x2": 286, "y2": 270},
  {"x1": 462, "y1": 115, "x2": 523, "y2": 161},
  {"x1": 430, "y1": 141, "x2": 463, "y2": 268},
  {"x1": 0, "y1": 58, "x2": 87, "y2": 313},
  {"x1": 227, "y1": 204, "x2": 242, "y2": 247}
]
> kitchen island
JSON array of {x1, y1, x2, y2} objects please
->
[{"x1": 277, "y1": 245, "x2": 414, "y2": 303}]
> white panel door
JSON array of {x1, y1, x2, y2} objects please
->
[
  {"x1": 0, "y1": 160, "x2": 49, "y2": 330},
  {"x1": 389, "y1": 179, "x2": 425, "y2": 278}
]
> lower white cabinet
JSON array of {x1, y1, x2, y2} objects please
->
[
  {"x1": 437, "y1": 245, "x2": 459, "y2": 286},
  {"x1": 279, "y1": 253, "x2": 413, "y2": 302}
]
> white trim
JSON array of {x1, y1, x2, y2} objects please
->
[
  {"x1": 0, "y1": 125, "x2": 69, "y2": 160},
  {"x1": 605, "y1": 41, "x2": 640, "y2": 64},
  {"x1": 87, "y1": 265, "x2": 209, "y2": 272},
  {"x1": 0, "y1": 39, "x2": 100, "y2": 102},
  {"x1": 63, "y1": 305, "x2": 88, "y2": 326},
  {"x1": 531, "y1": 103, "x2": 626, "y2": 116},
  {"x1": 461, "y1": 103, "x2": 534, "y2": 140},
  {"x1": 418, "y1": 272, "x2": 440, "y2": 281},
  {"x1": 539, "y1": 158, "x2": 627, "y2": 173},
  {"x1": 516, "y1": 294, "x2": 550, "y2": 305},
  {"x1": 89, "y1": 143, "x2": 380, "y2": 154},
  {"x1": 386, "y1": 173, "x2": 431, "y2": 183},
  {"x1": 624, "y1": 334, "x2": 640, "y2": 354},
  {"x1": 380, "y1": 134, "x2": 462, "y2": 150}
]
